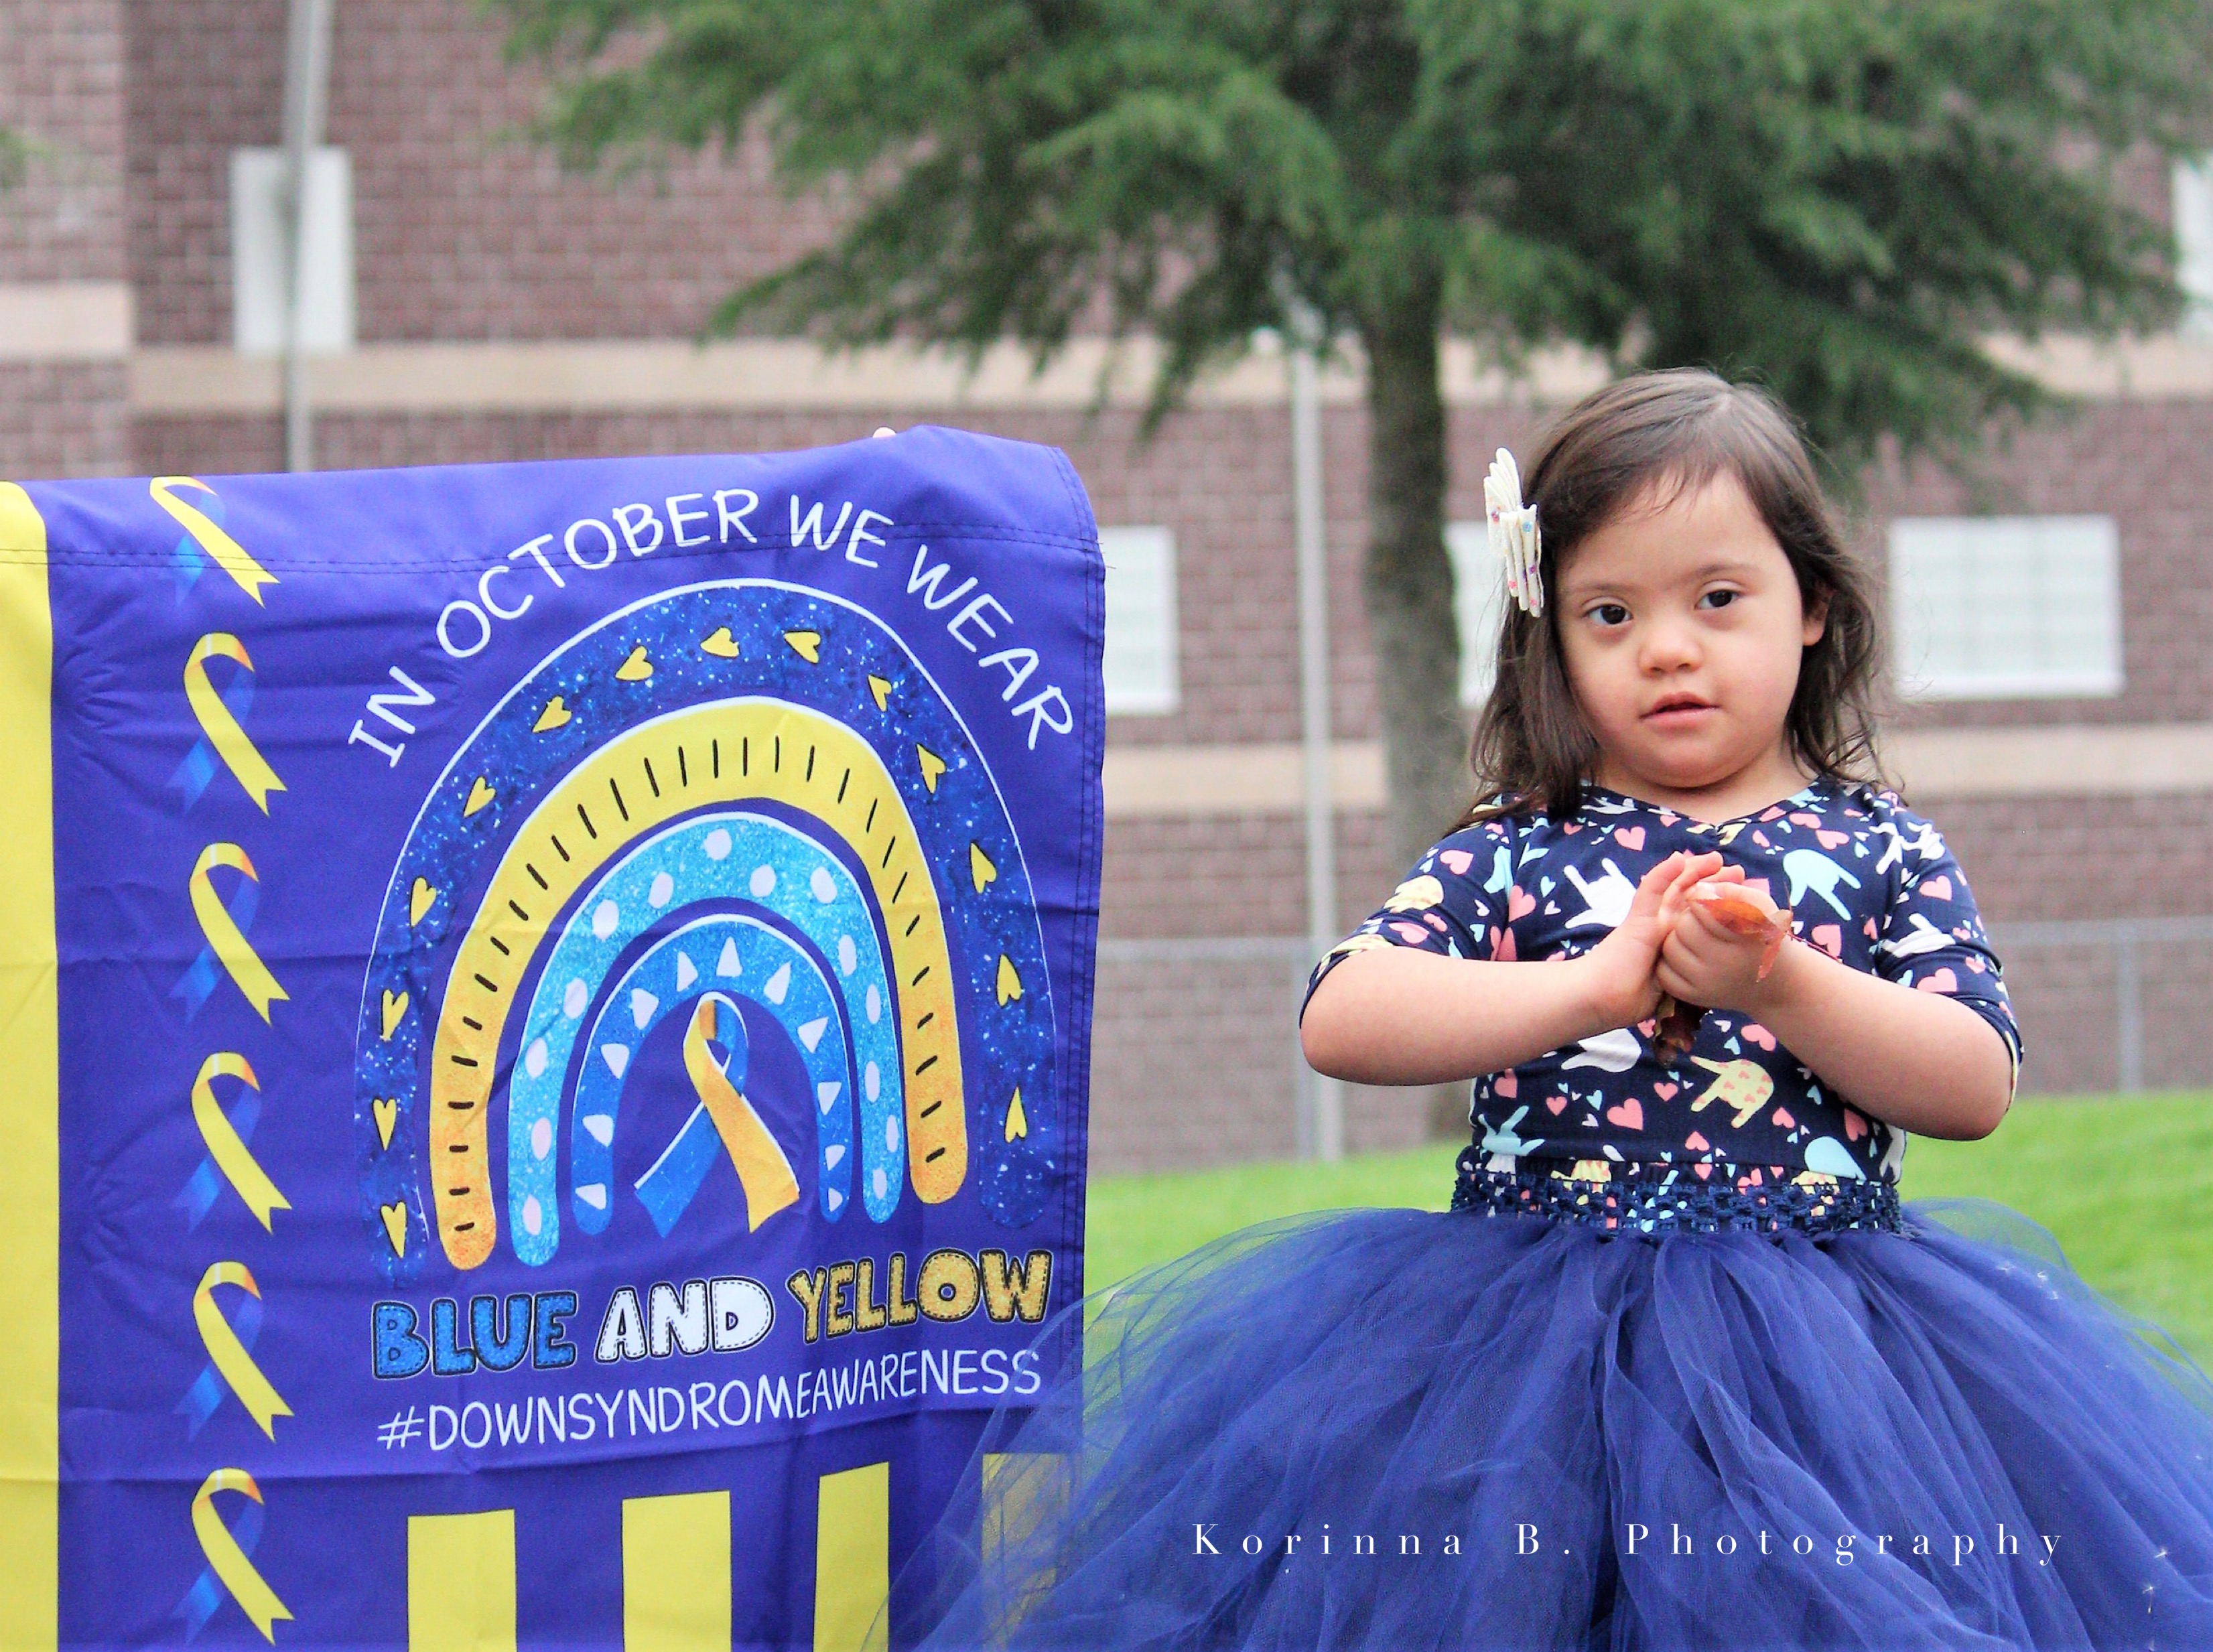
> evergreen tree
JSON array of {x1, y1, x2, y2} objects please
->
[{"x1": 500, "y1": 0, "x2": 2213, "y2": 865}]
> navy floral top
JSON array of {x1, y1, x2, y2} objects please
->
[{"x1": 1302, "y1": 776, "x2": 2022, "y2": 1186}]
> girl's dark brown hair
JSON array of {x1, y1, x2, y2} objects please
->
[{"x1": 1459, "y1": 367, "x2": 1893, "y2": 828}]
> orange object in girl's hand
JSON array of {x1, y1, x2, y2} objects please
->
[{"x1": 1650, "y1": 878, "x2": 1796, "y2": 1063}]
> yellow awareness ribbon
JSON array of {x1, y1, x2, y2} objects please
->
[
  {"x1": 190, "y1": 843, "x2": 289, "y2": 1021},
  {"x1": 190, "y1": 1468, "x2": 293, "y2": 1641},
  {"x1": 152, "y1": 478, "x2": 277, "y2": 604},
  {"x1": 184, "y1": 634, "x2": 285, "y2": 812},
  {"x1": 193, "y1": 1261, "x2": 293, "y2": 1438},
  {"x1": 683, "y1": 993, "x2": 800, "y2": 1232},
  {"x1": 192, "y1": 1053, "x2": 290, "y2": 1230}
]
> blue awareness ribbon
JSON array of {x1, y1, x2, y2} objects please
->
[
  {"x1": 635, "y1": 1105, "x2": 729, "y2": 1237},
  {"x1": 174, "y1": 1085, "x2": 263, "y2": 1230},
  {"x1": 633, "y1": 1002, "x2": 750, "y2": 1237},
  {"x1": 172, "y1": 1493, "x2": 264, "y2": 1641},
  {"x1": 172, "y1": 875, "x2": 259, "y2": 1022},
  {"x1": 168, "y1": 667, "x2": 256, "y2": 812},
  {"x1": 175, "y1": 1286, "x2": 262, "y2": 1440},
  {"x1": 172, "y1": 486, "x2": 224, "y2": 596}
]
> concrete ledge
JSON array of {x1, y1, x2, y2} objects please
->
[
  {"x1": 1101, "y1": 724, "x2": 2213, "y2": 819},
  {"x1": 1887, "y1": 721, "x2": 2213, "y2": 800},
  {"x1": 126, "y1": 331, "x2": 2213, "y2": 417},
  {"x1": 125, "y1": 336, "x2": 1607, "y2": 415},
  {"x1": 0, "y1": 283, "x2": 134, "y2": 362}
]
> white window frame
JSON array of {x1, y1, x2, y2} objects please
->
[
  {"x1": 1097, "y1": 525, "x2": 1181, "y2": 715},
  {"x1": 1444, "y1": 520, "x2": 1507, "y2": 705},
  {"x1": 2173, "y1": 155, "x2": 2213, "y2": 338},
  {"x1": 1887, "y1": 514, "x2": 2123, "y2": 700},
  {"x1": 230, "y1": 145, "x2": 356, "y2": 356}
]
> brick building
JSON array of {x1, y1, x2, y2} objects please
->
[{"x1": 6, "y1": 0, "x2": 2210, "y2": 1174}]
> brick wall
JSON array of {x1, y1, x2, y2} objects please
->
[
  {"x1": 0, "y1": 0, "x2": 127, "y2": 284},
  {"x1": 126, "y1": 0, "x2": 831, "y2": 346},
  {"x1": 1, "y1": 0, "x2": 131, "y2": 478}
]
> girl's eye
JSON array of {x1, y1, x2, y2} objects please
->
[
  {"x1": 1700, "y1": 590, "x2": 1739, "y2": 610},
  {"x1": 1589, "y1": 603, "x2": 1629, "y2": 626}
]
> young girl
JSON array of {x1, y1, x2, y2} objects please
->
[{"x1": 884, "y1": 369, "x2": 2213, "y2": 1650}]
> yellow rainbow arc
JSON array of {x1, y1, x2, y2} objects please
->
[{"x1": 428, "y1": 697, "x2": 966, "y2": 1269}]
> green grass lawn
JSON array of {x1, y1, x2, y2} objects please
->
[{"x1": 1085, "y1": 1091, "x2": 2213, "y2": 1367}]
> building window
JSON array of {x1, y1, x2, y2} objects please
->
[
  {"x1": 2173, "y1": 155, "x2": 2213, "y2": 337},
  {"x1": 1887, "y1": 515, "x2": 2123, "y2": 699},
  {"x1": 1098, "y1": 526, "x2": 1180, "y2": 714},
  {"x1": 230, "y1": 146, "x2": 356, "y2": 354},
  {"x1": 1445, "y1": 521, "x2": 1507, "y2": 705}
]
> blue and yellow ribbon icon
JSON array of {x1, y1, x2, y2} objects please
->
[
  {"x1": 681, "y1": 992, "x2": 801, "y2": 1233},
  {"x1": 176, "y1": 1053, "x2": 288, "y2": 1231},
  {"x1": 189, "y1": 1261, "x2": 292, "y2": 1439},
  {"x1": 176, "y1": 843, "x2": 288, "y2": 1022},
  {"x1": 186, "y1": 1469, "x2": 291, "y2": 1641},
  {"x1": 174, "y1": 634, "x2": 285, "y2": 813},
  {"x1": 153, "y1": 478, "x2": 277, "y2": 604}
]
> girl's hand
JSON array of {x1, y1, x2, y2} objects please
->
[
  {"x1": 1654, "y1": 889, "x2": 1790, "y2": 1017},
  {"x1": 1574, "y1": 851, "x2": 1725, "y2": 1031}
]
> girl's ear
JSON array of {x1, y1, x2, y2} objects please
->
[{"x1": 1801, "y1": 587, "x2": 1830, "y2": 647}]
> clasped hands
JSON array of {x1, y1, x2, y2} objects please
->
[{"x1": 1581, "y1": 851, "x2": 1798, "y2": 1058}]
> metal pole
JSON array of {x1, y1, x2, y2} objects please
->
[
  {"x1": 2115, "y1": 926, "x2": 2144, "y2": 1095},
  {"x1": 1288, "y1": 309, "x2": 1343, "y2": 1162},
  {"x1": 279, "y1": 0, "x2": 336, "y2": 473}
]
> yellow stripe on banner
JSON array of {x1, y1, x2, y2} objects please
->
[
  {"x1": 622, "y1": 1490, "x2": 731, "y2": 1651},
  {"x1": 0, "y1": 482, "x2": 56, "y2": 1652},
  {"x1": 813, "y1": 1462, "x2": 889, "y2": 1652},
  {"x1": 408, "y1": 1510, "x2": 516, "y2": 1652},
  {"x1": 982, "y1": 1452, "x2": 1071, "y2": 1641}
]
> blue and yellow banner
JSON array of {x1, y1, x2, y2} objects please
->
[{"x1": 0, "y1": 431, "x2": 1105, "y2": 1647}]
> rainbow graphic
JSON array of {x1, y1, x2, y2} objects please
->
[{"x1": 354, "y1": 581, "x2": 1062, "y2": 1280}]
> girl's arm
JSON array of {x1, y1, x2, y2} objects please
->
[
  {"x1": 1302, "y1": 851, "x2": 1722, "y2": 1086},
  {"x1": 1656, "y1": 908, "x2": 2013, "y2": 1140}
]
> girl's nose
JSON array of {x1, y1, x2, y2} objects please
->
[{"x1": 1639, "y1": 619, "x2": 1702, "y2": 672}]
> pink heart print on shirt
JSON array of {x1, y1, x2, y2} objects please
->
[
  {"x1": 1741, "y1": 1022, "x2": 1777, "y2": 1050},
  {"x1": 1772, "y1": 1107, "x2": 1796, "y2": 1128},
  {"x1": 1494, "y1": 1072, "x2": 1519, "y2": 1098},
  {"x1": 1685, "y1": 1130, "x2": 1711, "y2": 1150},
  {"x1": 1843, "y1": 1107, "x2": 1869, "y2": 1141},
  {"x1": 1438, "y1": 849, "x2": 1474, "y2": 876},
  {"x1": 1546, "y1": 1094, "x2": 1568, "y2": 1115},
  {"x1": 1916, "y1": 967, "x2": 1960, "y2": 994},
  {"x1": 1790, "y1": 812, "x2": 1822, "y2": 829},
  {"x1": 1507, "y1": 885, "x2": 1538, "y2": 920},
  {"x1": 1810, "y1": 924, "x2": 1842, "y2": 958},
  {"x1": 1816, "y1": 830, "x2": 1850, "y2": 849},
  {"x1": 1613, "y1": 827, "x2": 1646, "y2": 850},
  {"x1": 1920, "y1": 875, "x2": 1954, "y2": 902},
  {"x1": 1390, "y1": 922, "x2": 1428, "y2": 945},
  {"x1": 1605, "y1": 1097, "x2": 1644, "y2": 1129},
  {"x1": 1654, "y1": 1081, "x2": 1679, "y2": 1100}
]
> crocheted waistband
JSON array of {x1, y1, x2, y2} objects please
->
[{"x1": 1449, "y1": 1144, "x2": 1905, "y2": 1238}]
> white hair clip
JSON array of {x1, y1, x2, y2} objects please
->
[{"x1": 1485, "y1": 447, "x2": 1543, "y2": 616}]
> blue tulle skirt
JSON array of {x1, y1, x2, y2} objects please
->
[{"x1": 879, "y1": 1155, "x2": 2213, "y2": 1651}]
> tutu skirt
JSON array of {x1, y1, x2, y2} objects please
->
[{"x1": 879, "y1": 1151, "x2": 2213, "y2": 1651}]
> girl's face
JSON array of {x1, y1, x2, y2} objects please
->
[{"x1": 1554, "y1": 468, "x2": 1827, "y2": 806}]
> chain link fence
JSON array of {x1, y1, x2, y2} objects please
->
[{"x1": 1084, "y1": 921, "x2": 2213, "y2": 1175}]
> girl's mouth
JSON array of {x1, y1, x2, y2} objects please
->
[{"x1": 1644, "y1": 698, "x2": 1715, "y2": 726}]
